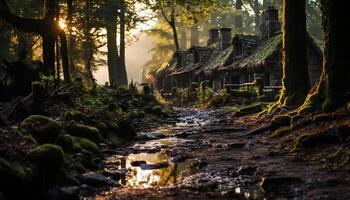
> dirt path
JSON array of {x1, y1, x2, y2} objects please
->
[{"x1": 89, "y1": 108, "x2": 350, "y2": 200}]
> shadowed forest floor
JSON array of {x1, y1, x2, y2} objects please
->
[{"x1": 89, "y1": 108, "x2": 350, "y2": 200}]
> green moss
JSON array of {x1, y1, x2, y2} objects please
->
[
  {"x1": 72, "y1": 143, "x2": 82, "y2": 152},
  {"x1": 22, "y1": 134, "x2": 38, "y2": 144},
  {"x1": 347, "y1": 101, "x2": 350, "y2": 112},
  {"x1": 271, "y1": 115, "x2": 291, "y2": 131},
  {"x1": 28, "y1": 144, "x2": 64, "y2": 172},
  {"x1": 65, "y1": 122, "x2": 101, "y2": 142},
  {"x1": 57, "y1": 134, "x2": 74, "y2": 152},
  {"x1": 64, "y1": 110, "x2": 84, "y2": 122},
  {"x1": 78, "y1": 138, "x2": 99, "y2": 153},
  {"x1": 271, "y1": 126, "x2": 292, "y2": 138},
  {"x1": 239, "y1": 34, "x2": 282, "y2": 68},
  {"x1": 20, "y1": 115, "x2": 62, "y2": 144},
  {"x1": 235, "y1": 103, "x2": 262, "y2": 116}
]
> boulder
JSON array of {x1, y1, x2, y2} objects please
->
[
  {"x1": 57, "y1": 134, "x2": 74, "y2": 152},
  {"x1": 78, "y1": 138, "x2": 100, "y2": 153},
  {"x1": 28, "y1": 144, "x2": 64, "y2": 173},
  {"x1": 65, "y1": 122, "x2": 101, "y2": 142},
  {"x1": 20, "y1": 115, "x2": 62, "y2": 144}
]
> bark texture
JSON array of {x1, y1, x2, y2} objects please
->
[{"x1": 279, "y1": 0, "x2": 310, "y2": 106}]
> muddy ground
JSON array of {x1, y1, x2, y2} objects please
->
[{"x1": 86, "y1": 108, "x2": 350, "y2": 200}]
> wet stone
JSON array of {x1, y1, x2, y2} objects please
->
[
  {"x1": 130, "y1": 160, "x2": 147, "y2": 167},
  {"x1": 139, "y1": 162, "x2": 169, "y2": 170},
  {"x1": 171, "y1": 155, "x2": 188, "y2": 163}
]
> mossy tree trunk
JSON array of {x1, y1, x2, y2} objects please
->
[
  {"x1": 300, "y1": 0, "x2": 350, "y2": 112},
  {"x1": 279, "y1": 0, "x2": 310, "y2": 106}
]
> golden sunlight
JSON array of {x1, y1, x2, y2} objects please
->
[{"x1": 58, "y1": 19, "x2": 67, "y2": 30}]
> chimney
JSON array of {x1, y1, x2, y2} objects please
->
[
  {"x1": 207, "y1": 28, "x2": 219, "y2": 46},
  {"x1": 219, "y1": 28, "x2": 232, "y2": 50},
  {"x1": 260, "y1": 6, "x2": 281, "y2": 38}
]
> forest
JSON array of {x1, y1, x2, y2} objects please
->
[{"x1": 0, "y1": 0, "x2": 349, "y2": 200}]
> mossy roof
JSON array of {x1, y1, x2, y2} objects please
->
[{"x1": 235, "y1": 34, "x2": 282, "y2": 70}]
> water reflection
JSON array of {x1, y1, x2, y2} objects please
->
[{"x1": 105, "y1": 152, "x2": 191, "y2": 188}]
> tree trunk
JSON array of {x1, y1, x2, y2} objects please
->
[
  {"x1": 319, "y1": 0, "x2": 350, "y2": 110},
  {"x1": 278, "y1": 0, "x2": 310, "y2": 106},
  {"x1": 43, "y1": 34, "x2": 56, "y2": 76},
  {"x1": 117, "y1": 0, "x2": 128, "y2": 86},
  {"x1": 59, "y1": 32, "x2": 71, "y2": 83},
  {"x1": 190, "y1": 24, "x2": 199, "y2": 47},
  {"x1": 106, "y1": 19, "x2": 119, "y2": 88},
  {"x1": 67, "y1": 0, "x2": 76, "y2": 75},
  {"x1": 169, "y1": 10, "x2": 180, "y2": 51}
]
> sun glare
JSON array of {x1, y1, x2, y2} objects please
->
[{"x1": 58, "y1": 19, "x2": 67, "y2": 30}]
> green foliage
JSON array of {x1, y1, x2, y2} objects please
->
[
  {"x1": 65, "y1": 122, "x2": 101, "y2": 142},
  {"x1": 78, "y1": 138, "x2": 99, "y2": 153},
  {"x1": 28, "y1": 144, "x2": 65, "y2": 172},
  {"x1": 20, "y1": 115, "x2": 62, "y2": 144}
]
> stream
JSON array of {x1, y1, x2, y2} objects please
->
[{"x1": 82, "y1": 108, "x2": 350, "y2": 200}]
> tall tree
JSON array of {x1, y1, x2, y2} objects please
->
[
  {"x1": 299, "y1": 0, "x2": 350, "y2": 112},
  {"x1": 118, "y1": 0, "x2": 128, "y2": 86},
  {"x1": 278, "y1": 0, "x2": 310, "y2": 106}
]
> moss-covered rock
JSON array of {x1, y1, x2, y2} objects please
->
[
  {"x1": 20, "y1": 115, "x2": 62, "y2": 144},
  {"x1": 65, "y1": 122, "x2": 101, "y2": 142},
  {"x1": 28, "y1": 144, "x2": 64, "y2": 173},
  {"x1": 271, "y1": 115, "x2": 291, "y2": 131},
  {"x1": 117, "y1": 120, "x2": 136, "y2": 140},
  {"x1": 78, "y1": 138, "x2": 99, "y2": 153},
  {"x1": 0, "y1": 158, "x2": 31, "y2": 199},
  {"x1": 72, "y1": 143, "x2": 82, "y2": 152},
  {"x1": 57, "y1": 134, "x2": 74, "y2": 152},
  {"x1": 235, "y1": 103, "x2": 262, "y2": 116}
]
